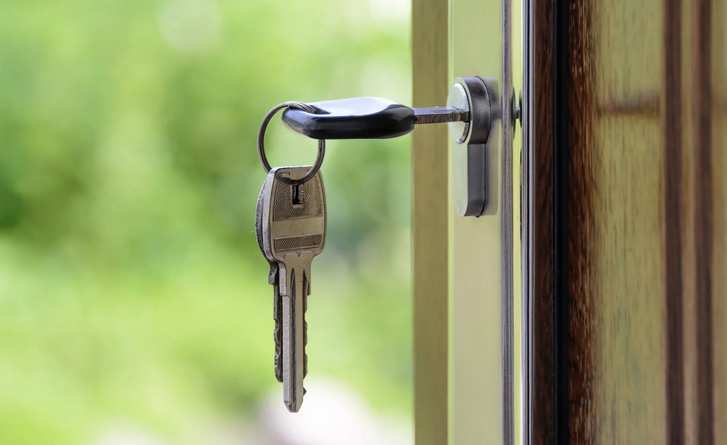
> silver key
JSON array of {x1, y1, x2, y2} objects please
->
[
  {"x1": 255, "y1": 176, "x2": 283, "y2": 382},
  {"x1": 259, "y1": 166, "x2": 326, "y2": 413}
]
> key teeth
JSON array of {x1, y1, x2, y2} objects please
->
[
  {"x1": 304, "y1": 286, "x2": 308, "y2": 377},
  {"x1": 274, "y1": 337, "x2": 283, "y2": 383},
  {"x1": 274, "y1": 355, "x2": 282, "y2": 382},
  {"x1": 268, "y1": 264, "x2": 278, "y2": 285},
  {"x1": 273, "y1": 284, "x2": 283, "y2": 383}
]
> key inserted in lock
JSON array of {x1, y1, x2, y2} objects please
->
[{"x1": 281, "y1": 76, "x2": 500, "y2": 217}]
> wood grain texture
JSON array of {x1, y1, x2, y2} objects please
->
[
  {"x1": 567, "y1": 0, "x2": 670, "y2": 442},
  {"x1": 566, "y1": 0, "x2": 598, "y2": 442},
  {"x1": 528, "y1": 0, "x2": 726, "y2": 442},
  {"x1": 550, "y1": 0, "x2": 671, "y2": 442},
  {"x1": 540, "y1": 0, "x2": 727, "y2": 443},
  {"x1": 529, "y1": 0, "x2": 556, "y2": 442},
  {"x1": 412, "y1": 1, "x2": 449, "y2": 444}
]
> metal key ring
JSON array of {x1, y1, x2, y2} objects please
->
[{"x1": 257, "y1": 101, "x2": 326, "y2": 184}]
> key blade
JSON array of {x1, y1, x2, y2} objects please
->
[
  {"x1": 264, "y1": 166, "x2": 325, "y2": 413},
  {"x1": 413, "y1": 106, "x2": 470, "y2": 124},
  {"x1": 282, "y1": 263, "x2": 308, "y2": 412}
]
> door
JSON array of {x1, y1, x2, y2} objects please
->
[
  {"x1": 522, "y1": 0, "x2": 727, "y2": 443},
  {"x1": 413, "y1": 0, "x2": 726, "y2": 444}
]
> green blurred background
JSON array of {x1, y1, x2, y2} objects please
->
[{"x1": 0, "y1": 0, "x2": 413, "y2": 443}]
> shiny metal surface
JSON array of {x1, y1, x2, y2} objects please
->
[
  {"x1": 446, "y1": 82, "x2": 471, "y2": 144},
  {"x1": 413, "y1": 106, "x2": 470, "y2": 124},
  {"x1": 449, "y1": 76, "x2": 498, "y2": 217},
  {"x1": 259, "y1": 166, "x2": 327, "y2": 413},
  {"x1": 257, "y1": 103, "x2": 326, "y2": 184},
  {"x1": 521, "y1": 0, "x2": 534, "y2": 442},
  {"x1": 500, "y1": 0, "x2": 514, "y2": 443}
]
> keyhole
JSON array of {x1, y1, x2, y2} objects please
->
[{"x1": 292, "y1": 183, "x2": 305, "y2": 205}]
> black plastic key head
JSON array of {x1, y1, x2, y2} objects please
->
[{"x1": 281, "y1": 97, "x2": 416, "y2": 140}]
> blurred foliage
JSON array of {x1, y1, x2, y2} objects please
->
[{"x1": 0, "y1": 0, "x2": 412, "y2": 443}]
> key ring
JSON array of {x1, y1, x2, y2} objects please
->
[{"x1": 257, "y1": 101, "x2": 326, "y2": 184}]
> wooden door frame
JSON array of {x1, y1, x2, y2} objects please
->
[
  {"x1": 412, "y1": 1, "x2": 450, "y2": 444},
  {"x1": 522, "y1": 0, "x2": 726, "y2": 443},
  {"x1": 412, "y1": 0, "x2": 516, "y2": 444}
]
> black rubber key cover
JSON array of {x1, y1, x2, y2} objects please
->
[{"x1": 281, "y1": 97, "x2": 416, "y2": 140}]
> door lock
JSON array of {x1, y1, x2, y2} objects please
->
[{"x1": 280, "y1": 76, "x2": 500, "y2": 217}]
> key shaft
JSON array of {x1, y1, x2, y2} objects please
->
[
  {"x1": 413, "y1": 107, "x2": 470, "y2": 124},
  {"x1": 262, "y1": 166, "x2": 326, "y2": 413},
  {"x1": 280, "y1": 256, "x2": 311, "y2": 412}
]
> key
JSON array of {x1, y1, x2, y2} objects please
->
[
  {"x1": 255, "y1": 176, "x2": 283, "y2": 382},
  {"x1": 259, "y1": 166, "x2": 326, "y2": 413},
  {"x1": 281, "y1": 96, "x2": 470, "y2": 140},
  {"x1": 277, "y1": 78, "x2": 500, "y2": 217}
]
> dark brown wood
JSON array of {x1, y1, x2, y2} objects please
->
[
  {"x1": 531, "y1": 0, "x2": 555, "y2": 442},
  {"x1": 529, "y1": 0, "x2": 726, "y2": 441},
  {"x1": 566, "y1": 0, "x2": 597, "y2": 442},
  {"x1": 528, "y1": 0, "x2": 724, "y2": 442},
  {"x1": 663, "y1": 0, "x2": 686, "y2": 443}
]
